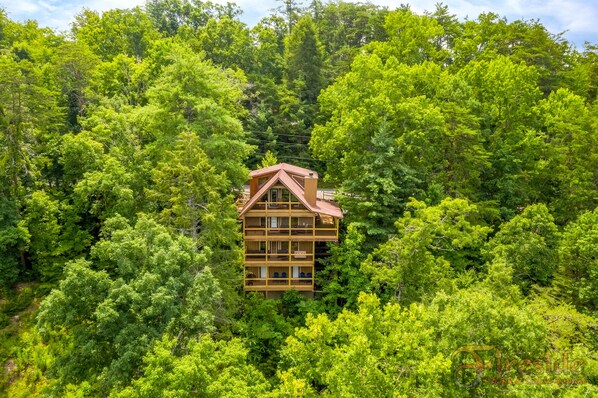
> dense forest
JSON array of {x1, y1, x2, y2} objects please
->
[{"x1": 1, "y1": 0, "x2": 598, "y2": 396}]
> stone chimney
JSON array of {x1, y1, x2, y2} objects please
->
[{"x1": 304, "y1": 172, "x2": 317, "y2": 206}]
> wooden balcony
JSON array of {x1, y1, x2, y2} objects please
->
[
  {"x1": 249, "y1": 201, "x2": 307, "y2": 211},
  {"x1": 244, "y1": 201, "x2": 313, "y2": 217},
  {"x1": 244, "y1": 265, "x2": 314, "y2": 291},
  {"x1": 244, "y1": 251, "x2": 315, "y2": 264},
  {"x1": 244, "y1": 277, "x2": 314, "y2": 291},
  {"x1": 244, "y1": 226, "x2": 338, "y2": 241}
]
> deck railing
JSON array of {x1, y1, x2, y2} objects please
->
[
  {"x1": 244, "y1": 251, "x2": 314, "y2": 263},
  {"x1": 244, "y1": 277, "x2": 314, "y2": 288},
  {"x1": 244, "y1": 225, "x2": 337, "y2": 239},
  {"x1": 250, "y1": 201, "x2": 307, "y2": 211}
]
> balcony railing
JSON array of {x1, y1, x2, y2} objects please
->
[
  {"x1": 250, "y1": 201, "x2": 307, "y2": 211},
  {"x1": 244, "y1": 226, "x2": 337, "y2": 239},
  {"x1": 244, "y1": 251, "x2": 314, "y2": 263},
  {"x1": 244, "y1": 277, "x2": 314, "y2": 288}
]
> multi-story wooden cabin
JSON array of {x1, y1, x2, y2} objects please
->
[{"x1": 238, "y1": 163, "x2": 343, "y2": 298}]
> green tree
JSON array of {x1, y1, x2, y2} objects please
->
[
  {"x1": 0, "y1": 197, "x2": 27, "y2": 288},
  {"x1": 23, "y1": 191, "x2": 65, "y2": 282},
  {"x1": 277, "y1": 293, "x2": 451, "y2": 396},
  {"x1": 148, "y1": 131, "x2": 243, "y2": 318},
  {"x1": 484, "y1": 203, "x2": 559, "y2": 293},
  {"x1": 559, "y1": 207, "x2": 598, "y2": 312},
  {"x1": 284, "y1": 15, "x2": 324, "y2": 104},
  {"x1": 315, "y1": 1, "x2": 388, "y2": 77},
  {"x1": 317, "y1": 224, "x2": 369, "y2": 315},
  {"x1": 368, "y1": 8, "x2": 448, "y2": 65},
  {"x1": 145, "y1": 0, "x2": 241, "y2": 36},
  {"x1": 234, "y1": 293, "x2": 295, "y2": 378},
  {"x1": 72, "y1": 7, "x2": 159, "y2": 61},
  {"x1": 112, "y1": 336, "x2": 270, "y2": 397},
  {"x1": 51, "y1": 42, "x2": 100, "y2": 132},
  {"x1": 452, "y1": 13, "x2": 573, "y2": 94},
  {"x1": 533, "y1": 89, "x2": 598, "y2": 222},
  {"x1": 362, "y1": 198, "x2": 491, "y2": 304},
  {"x1": 276, "y1": 0, "x2": 303, "y2": 33},
  {"x1": 457, "y1": 56, "x2": 543, "y2": 218},
  {"x1": 139, "y1": 43, "x2": 252, "y2": 188},
  {"x1": 311, "y1": 56, "x2": 445, "y2": 239},
  {"x1": 194, "y1": 17, "x2": 255, "y2": 71},
  {"x1": 37, "y1": 216, "x2": 222, "y2": 392},
  {"x1": 258, "y1": 150, "x2": 278, "y2": 168}
]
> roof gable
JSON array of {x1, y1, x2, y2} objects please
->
[
  {"x1": 239, "y1": 169, "x2": 342, "y2": 218},
  {"x1": 239, "y1": 170, "x2": 310, "y2": 217},
  {"x1": 249, "y1": 163, "x2": 318, "y2": 179}
]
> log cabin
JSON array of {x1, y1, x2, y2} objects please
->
[{"x1": 238, "y1": 163, "x2": 343, "y2": 298}]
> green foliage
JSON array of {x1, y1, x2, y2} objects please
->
[
  {"x1": 22, "y1": 191, "x2": 65, "y2": 282},
  {"x1": 533, "y1": 89, "x2": 598, "y2": 222},
  {"x1": 234, "y1": 293, "x2": 295, "y2": 378},
  {"x1": 194, "y1": 17, "x2": 254, "y2": 71},
  {"x1": 316, "y1": 224, "x2": 369, "y2": 315},
  {"x1": 0, "y1": 197, "x2": 26, "y2": 288},
  {"x1": 140, "y1": 42, "x2": 252, "y2": 187},
  {"x1": 559, "y1": 207, "x2": 598, "y2": 312},
  {"x1": 484, "y1": 203, "x2": 559, "y2": 293},
  {"x1": 369, "y1": 8, "x2": 447, "y2": 64},
  {"x1": 284, "y1": 15, "x2": 324, "y2": 103},
  {"x1": 363, "y1": 198, "x2": 491, "y2": 304},
  {"x1": 278, "y1": 293, "x2": 451, "y2": 396},
  {"x1": 112, "y1": 335, "x2": 270, "y2": 397},
  {"x1": 1, "y1": 286, "x2": 35, "y2": 316},
  {"x1": 37, "y1": 216, "x2": 221, "y2": 392},
  {"x1": 145, "y1": 0, "x2": 240, "y2": 37},
  {"x1": 259, "y1": 150, "x2": 279, "y2": 168},
  {"x1": 315, "y1": 1, "x2": 388, "y2": 76},
  {"x1": 2, "y1": 3, "x2": 598, "y2": 395},
  {"x1": 72, "y1": 8, "x2": 159, "y2": 61}
]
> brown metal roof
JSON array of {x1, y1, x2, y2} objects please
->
[
  {"x1": 239, "y1": 168, "x2": 342, "y2": 219},
  {"x1": 248, "y1": 163, "x2": 318, "y2": 179}
]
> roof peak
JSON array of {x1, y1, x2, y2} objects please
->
[
  {"x1": 249, "y1": 163, "x2": 318, "y2": 179},
  {"x1": 239, "y1": 167, "x2": 342, "y2": 219}
]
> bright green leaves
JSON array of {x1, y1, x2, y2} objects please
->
[
  {"x1": 72, "y1": 8, "x2": 160, "y2": 61},
  {"x1": 559, "y1": 208, "x2": 598, "y2": 312},
  {"x1": 23, "y1": 191, "x2": 68, "y2": 282},
  {"x1": 317, "y1": 224, "x2": 369, "y2": 315},
  {"x1": 284, "y1": 15, "x2": 325, "y2": 104},
  {"x1": 363, "y1": 198, "x2": 491, "y2": 304},
  {"x1": 278, "y1": 293, "x2": 451, "y2": 396},
  {"x1": 149, "y1": 131, "x2": 229, "y2": 240},
  {"x1": 484, "y1": 204, "x2": 559, "y2": 293},
  {"x1": 147, "y1": 130, "x2": 243, "y2": 315},
  {"x1": 0, "y1": 54, "x2": 59, "y2": 198},
  {"x1": 370, "y1": 9, "x2": 447, "y2": 65},
  {"x1": 195, "y1": 17, "x2": 255, "y2": 72},
  {"x1": 37, "y1": 216, "x2": 221, "y2": 391},
  {"x1": 141, "y1": 43, "x2": 252, "y2": 187},
  {"x1": 113, "y1": 336, "x2": 270, "y2": 398},
  {"x1": 312, "y1": 54, "x2": 491, "y2": 239},
  {"x1": 73, "y1": 156, "x2": 135, "y2": 222},
  {"x1": 533, "y1": 89, "x2": 598, "y2": 221},
  {"x1": 0, "y1": 197, "x2": 28, "y2": 288}
]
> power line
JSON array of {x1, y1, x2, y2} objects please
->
[
  {"x1": 253, "y1": 153, "x2": 327, "y2": 162},
  {"x1": 245, "y1": 130, "x2": 313, "y2": 138}
]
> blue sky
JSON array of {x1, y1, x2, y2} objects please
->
[{"x1": 1, "y1": 0, "x2": 597, "y2": 49}]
